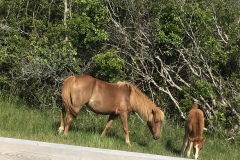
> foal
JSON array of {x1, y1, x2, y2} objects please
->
[{"x1": 180, "y1": 103, "x2": 205, "y2": 159}]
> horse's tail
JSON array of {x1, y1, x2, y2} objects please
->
[
  {"x1": 192, "y1": 103, "x2": 198, "y2": 109},
  {"x1": 61, "y1": 76, "x2": 78, "y2": 118}
]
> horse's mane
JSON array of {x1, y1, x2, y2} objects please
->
[{"x1": 117, "y1": 81, "x2": 162, "y2": 122}]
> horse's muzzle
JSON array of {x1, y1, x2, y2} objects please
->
[{"x1": 153, "y1": 135, "x2": 160, "y2": 140}]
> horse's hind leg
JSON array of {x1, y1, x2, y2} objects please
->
[
  {"x1": 101, "y1": 114, "x2": 117, "y2": 137},
  {"x1": 64, "y1": 113, "x2": 74, "y2": 135},
  {"x1": 58, "y1": 107, "x2": 66, "y2": 134}
]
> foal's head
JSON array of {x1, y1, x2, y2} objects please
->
[
  {"x1": 189, "y1": 137, "x2": 206, "y2": 159},
  {"x1": 147, "y1": 108, "x2": 164, "y2": 140}
]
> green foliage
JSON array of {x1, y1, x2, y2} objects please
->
[
  {"x1": 179, "y1": 93, "x2": 192, "y2": 113},
  {"x1": 0, "y1": 0, "x2": 109, "y2": 108},
  {"x1": 154, "y1": 1, "x2": 183, "y2": 51},
  {"x1": 0, "y1": 0, "x2": 240, "y2": 133},
  {"x1": 92, "y1": 49, "x2": 125, "y2": 82},
  {"x1": 194, "y1": 80, "x2": 216, "y2": 100},
  {"x1": 19, "y1": 37, "x2": 80, "y2": 108},
  {"x1": 179, "y1": 79, "x2": 216, "y2": 115},
  {"x1": 180, "y1": 79, "x2": 216, "y2": 101},
  {"x1": 0, "y1": 27, "x2": 28, "y2": 89},
  {"x1": 67, "y1": 0, "x2": 109, "y2": 48},
  {"x1": 153, "y1": 0, "x2": 232, "y2": 70},
  {"x1": 29, "y1": 35, "x2": 80, "y2": 73}
]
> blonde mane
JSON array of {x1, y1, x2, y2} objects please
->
[{"x1": 117, "y1": 81, "x2": 162, "y2": 122}]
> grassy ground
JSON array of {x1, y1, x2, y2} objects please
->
[{"x1": 0, "y1": 95, "x2": 239, "y2": 159}]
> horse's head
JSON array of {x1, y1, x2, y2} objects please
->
[
  {"x1": 189, "y1": 136, "x2": 206, "y2": 159},
  {"x1": 147, "y1": 108, "x2": 164, "y2": 140}
]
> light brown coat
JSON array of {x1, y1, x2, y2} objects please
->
[
  {"x1": 180, "y1": 103, "x2": 205, "y2": 159},
  {"x1": 59, "y1": 74, "x2": 164, "y2": 145}
]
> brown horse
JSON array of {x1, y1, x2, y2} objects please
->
[
  {"x1": 180, "y1": 103, "x2": 205, "y2": 159},
  {"x1": 58, "y1": 74, "x2": 164, "y2": 145}
]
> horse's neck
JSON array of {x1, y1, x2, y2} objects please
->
[{"x1": 129, "y1": 86, "x2": 154, "y2": 122}]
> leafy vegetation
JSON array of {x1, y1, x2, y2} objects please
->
[
  {"x1": 92, "y1": 49, "x2": 125, "y2": 82},
  {"x1": 0, "y1": 0, "x2": 240, "y2": 151}
]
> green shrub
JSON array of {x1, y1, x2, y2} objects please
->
[{"x1": 92, "y1": 49, "x2": 125, "y2": 82}]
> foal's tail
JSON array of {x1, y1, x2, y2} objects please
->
[{"x1": 61, "y1": 76, "x2": 78, "y2": 118}]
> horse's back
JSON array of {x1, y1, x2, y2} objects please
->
[
  {"x1": 62, "y1": 74, "x2": 96, "y2": 94},
  {"x1": 88, "y1": 79, "x2": 131, "y2": 114},
  {"x1": 64, "y1": 74, "x2": 131, "y2": 114},
  {"x1": 188, "y1": 108, "x2": 204, "y2": 120},
  {"x1": 187, "y1": 108, "x2": 204, "y2": 136},
  {"x1": 75, "y1": 74, "x2": 96, "y2": 84},
  {"x1": 188, "y1": 103, "x2": 203, "y2": 121},
  {"x1": 62, "y1": 74, "x2": 95, "y2": 86}
]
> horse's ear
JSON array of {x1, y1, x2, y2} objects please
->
[{"x1": 152, "y1": 109, "x2": 156, "y2": 115}]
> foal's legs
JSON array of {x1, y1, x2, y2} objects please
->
[
  {"x1": 58, "y1": 107, "x2": 66, "y2": 134},
  {"x1": 187, "y1": 141, "x2": 193, "y2": 157},
  {"x1": 101, "y1": 114, "x2": 117, "y2": 137},
  {"x1": 180, "y1": 134, "x2": 188, "y2": 156}
]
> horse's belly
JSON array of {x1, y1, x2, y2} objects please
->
[{"x1": 87, "y1": 99, "x2": 116, "y2": 115}]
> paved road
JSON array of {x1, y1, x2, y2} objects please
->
[{"x1": 0, "y1": 137, "x2": 191, "y2": 160}]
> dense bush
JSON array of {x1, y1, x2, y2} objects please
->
[
  {"x1": 0, "y1": 0, "x2": 239, "y2": 134},
  {"x1": 92, "y1": 49, "x2": 125, "y2": 82}
]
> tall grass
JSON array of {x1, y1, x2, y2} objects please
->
[{"x1": 0, "y1": 94, "x2": 239, "y2": 159}]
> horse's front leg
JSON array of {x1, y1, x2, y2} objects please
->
[
  {"x1": 101, "y1": 114, "x2": 117, "y2": 137},
  {"x1": 119, "y1": 113, "x2": 131, "y2": 146}
]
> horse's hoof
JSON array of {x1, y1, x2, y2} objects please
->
[
  {"x1": 58, "y1": 127, "x2": 64, "y2": 134},
  {"x1": 126, "y1": 142, "x2": 131, "y2": 147}
]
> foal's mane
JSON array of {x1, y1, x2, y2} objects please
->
[{"x1": 117, "y1": 81, "x2": 158, "y2": 121}]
